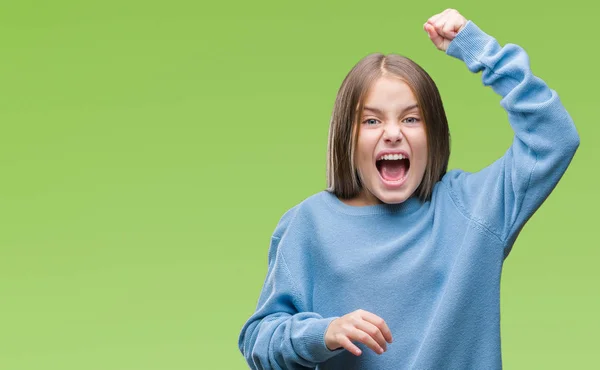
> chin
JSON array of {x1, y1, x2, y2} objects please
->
[{"x1": 373, "y1": 188, "x2": 414, "y2": 204}]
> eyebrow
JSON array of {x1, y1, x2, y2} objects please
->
[{"x1": 363, "y1": 104, "x2": 419, "y2": 115}]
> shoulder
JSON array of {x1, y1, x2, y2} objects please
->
[
  {"x1": 433, "y1": 168, "x2": 478, "y2": 217},
  {"x1": 267, "y1": 191, "x2": 330, "y2": 264},
  {"x1": 437, "y1": 166, "x2": 502, "y2": 208},
  {"x1": 271, "y1": 190, "x2": 330, "y2": 240},
  {"x1": 439, "y1": 164, "x2": 503, "y2": 193},
  {"x1": 437, "y1": 168, "x2": 471, "y2": 194},
  {"x1": 435, "y1": 167, "x2": 506, "y2": 241}
]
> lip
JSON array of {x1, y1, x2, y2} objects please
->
[
  {"x1": 375, "y1": 149, "x2": 410, "y2": 189},
  {"x1": 378, "y1": 167, "x2": 410, "y2": 188},
  {"x1": 375, "y1": 149, "x2": 410, "y2": 161}
]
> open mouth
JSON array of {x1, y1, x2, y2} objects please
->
[{"x1": 376, "y1": 155, "x2": 410, "y2": 182}]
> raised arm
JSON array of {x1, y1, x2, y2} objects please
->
[{"x1": 425, "y1": 10, "x2": 580, "y2": 254}]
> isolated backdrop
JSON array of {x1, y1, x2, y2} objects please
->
[{"x1": 1, "y1": 1, "x2": 597, "y2": 369}]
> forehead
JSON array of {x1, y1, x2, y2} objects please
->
[{"x1": 362, "y1": 76, "x2": 417, "y2": 109}]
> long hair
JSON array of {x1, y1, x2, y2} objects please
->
[{"x1": 326, "y1": 53, "x2": 450, "y2": 202}]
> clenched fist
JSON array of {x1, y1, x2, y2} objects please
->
[
  {"x1": 423, "y1": 8, "x2": 468, "y2": 52},
  {"x1": 325, "y1": 309, "x2": 393, "y2": 356}
]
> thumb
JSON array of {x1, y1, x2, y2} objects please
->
[{"x1": 424, "y1": 23, "x2": 445, "y2": 51}]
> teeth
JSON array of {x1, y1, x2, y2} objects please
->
[{"x1": 378, "y1": 154, "x2": 406, "y2": 160}]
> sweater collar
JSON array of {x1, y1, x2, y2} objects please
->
[{"x1": 322, "y1": 190, "x2": 424, "y2": 216}]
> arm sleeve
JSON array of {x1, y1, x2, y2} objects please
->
[
  {"x1": 441, "y1": 21, "x2": 580, "y2": 255},
  {"x1": 238, "y1": 212, "x2": 344, "y2": 369}
]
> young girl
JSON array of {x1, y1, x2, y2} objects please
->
[{"x1": 238, "y1": 9, "x2": 579, "y2": 369}]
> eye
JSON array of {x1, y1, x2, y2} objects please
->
[
  {"x1": 362, "y1": 118, "x2": 380, "y2": 126},
  {"x1": 403, "y1": 117, "x2": 421, "y2": 124}
]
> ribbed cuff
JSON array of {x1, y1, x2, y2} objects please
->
[
  {"x1": 446, "y1": 20, "x2": 494, "y2": 67},
  {"x1": 294, "y1": 316, "x2": 345, "y2": 363}
]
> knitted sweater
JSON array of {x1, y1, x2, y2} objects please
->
[{"x1": 238, "y1": 20, "x2": 580, "y2": 369}]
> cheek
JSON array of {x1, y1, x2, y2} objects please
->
[
  {"x1": 356, "y1": 133, "x2": 378, "y2": 162},
  {"x1": 416, "y1": 145, "x2": 428, "y2": 170},
  {"x1": 414, "y1": 130, "x2": 428, "y2": 152},
  {"x1": 356, "y1": 151, "x2": 374, "y2": 174},
  {"x1": 408, "y1": 131, "x2": 428, "y2": 170}
]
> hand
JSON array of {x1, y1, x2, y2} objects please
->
[
  {"x1": 423, "y1": 8, "x2": 468, "y2": 52},
  {"x1": 324, "y1": 309, "x2": 393, "y2": 356}
]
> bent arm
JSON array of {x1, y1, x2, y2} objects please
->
[
  {"x1": 238, "y1": 236, "x2": 343, "y2": 369},
  {"x1": 442, "y1": 21, "x2": 580, "y2": 253}
]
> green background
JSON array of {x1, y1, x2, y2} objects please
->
[{"x1": 0, "y1": 1, "x2": 596, "y2": 369}]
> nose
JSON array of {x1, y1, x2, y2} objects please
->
[{"x1": 383, "y1": 123, "x2": 403, "y2": 143}]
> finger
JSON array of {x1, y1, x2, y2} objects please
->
[
  {"x1": 348, "y1": 328, "x2": 384, "y2": 354},
  {"x1": 426, "y1": 12, "x2": 444, "y2": 26},
  {"x1": 350, "y1": 314, "x2": 388, "y2": 350},
  {"x1": 442, "y1": 22, "x2": 456, "y2": 40},
  {"x1": 359, "y1": 311, "x2": 393, "y2": 343},
  {"x1": 424, "y1": 23, "x2": 444, "y2": 50},
  {"x1": 354, "y1": 320, "x2": 388, "y2": 351},
  {"x1": 436, "y1": 10, "x2": 464, "y2": 39},
  {"x1": 432, "y1": 13, "x2": 452, "y2": 39},
  {"x1": 442, "y1": 17, "x2": 462, "y2": 40},
  {"x1": 433, "y1": 9, "x2": 459, "y2": 37},
  {"x1": 426, "y1": 8, "x2": 451, "y2": 25},
  {"x1": 339, "y1": 335, "x2": 362, "y2": 356}
]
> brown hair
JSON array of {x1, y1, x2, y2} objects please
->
[{"x1": 326, "y1": 53, "x2": 450, "y2": 202}]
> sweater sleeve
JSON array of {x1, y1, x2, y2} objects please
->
[
  {"x1": 238, "y1": 210, "x2": 344, "y2": 369},
  {"x1": 441, "y1": 21, "x2": 580, "y2": 255}
]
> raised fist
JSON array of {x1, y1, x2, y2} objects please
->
[{"x1": 424, "y1": 8, "x2": 468, "y2": 52}]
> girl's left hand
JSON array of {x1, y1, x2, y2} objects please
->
[{"x1": 423, "y1": 9, "x2": 468, "y2": 52}]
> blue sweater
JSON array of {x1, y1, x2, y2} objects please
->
[{"x1": 238, "y1": 21, "x2": 580, "y2": 369}]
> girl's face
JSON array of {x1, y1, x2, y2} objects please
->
[{"x1": 353, "y1": 76, "x2": 428, "y2": 205}]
